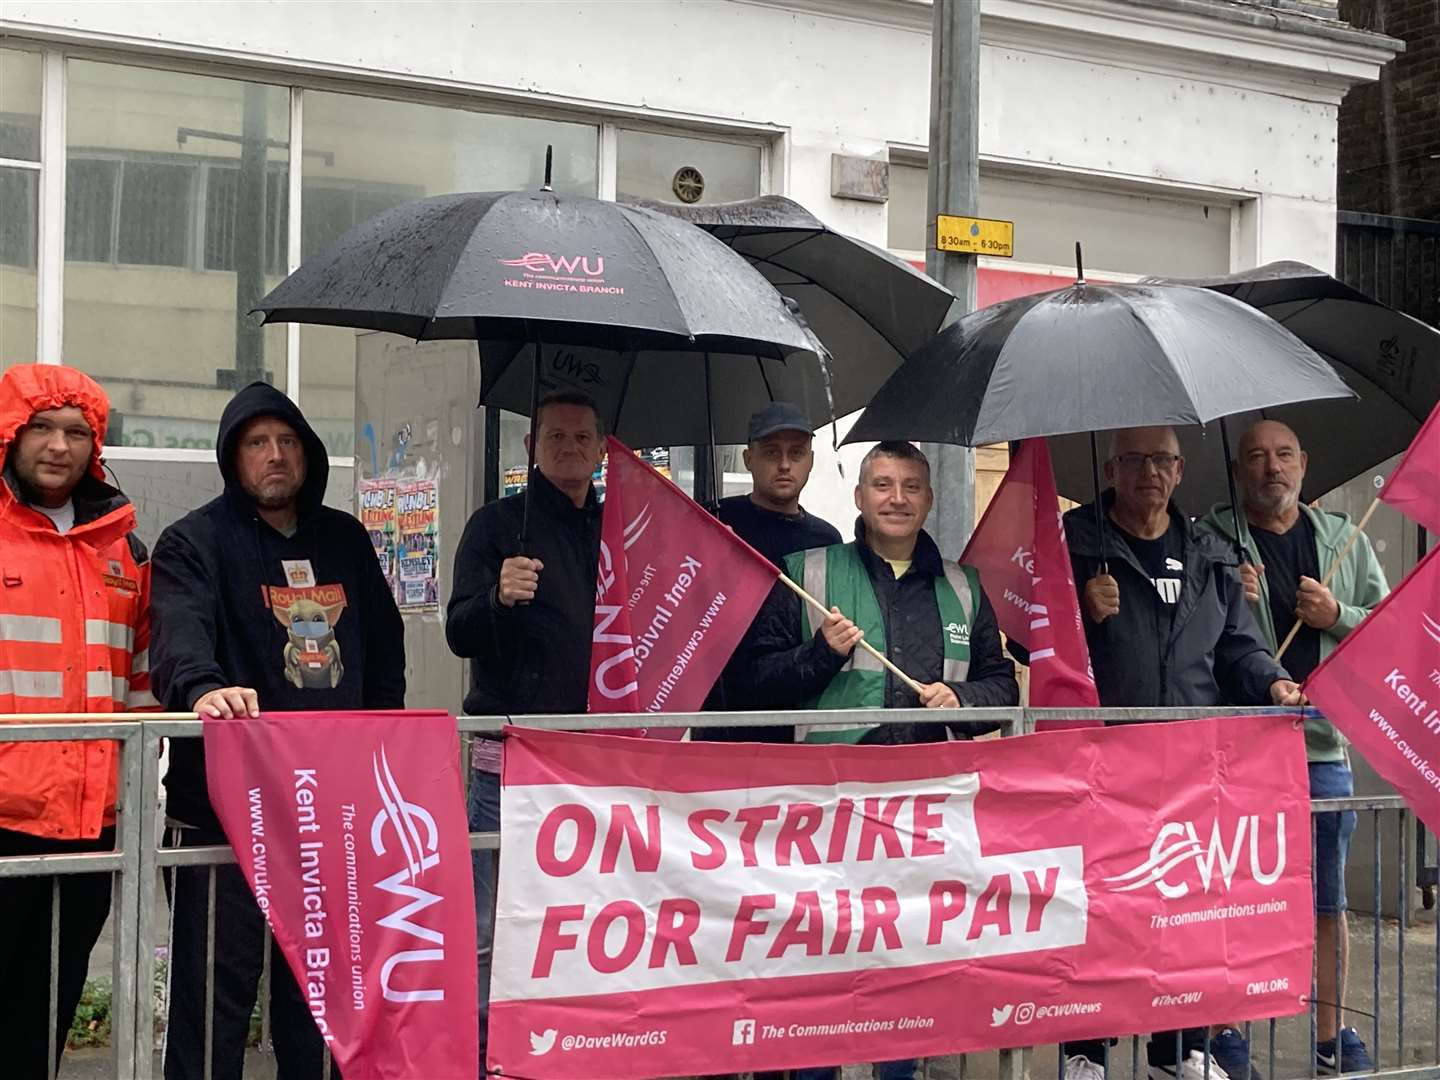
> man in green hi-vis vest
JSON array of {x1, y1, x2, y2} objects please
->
[
  {"x1": 743, "y1": 439, "x2": 1020, "y2": 739},
  {"x1": 741, "y1": 440, "x2": 1018, "y2": 1080}
]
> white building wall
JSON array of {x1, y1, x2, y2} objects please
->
[
  {"x1": 0, "y1": 0, "x2": 1398, "y2": 538},
  {"x1": 2, "y1": 0, "x2": 1391, "y2": 267}
]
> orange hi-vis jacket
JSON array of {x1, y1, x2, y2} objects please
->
[{"x1": 0, "y1": 364, "x2": 157, "y2": 841}]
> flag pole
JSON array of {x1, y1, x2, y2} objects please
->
[
  {"x1": 776, "y1": 573, "x2": 928, "y2": 695},
  {"x1": 1276, "y1": 495, "x2": 1381, "y2": 660}
]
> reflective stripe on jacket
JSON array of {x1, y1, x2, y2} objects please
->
[
  {"x1": 0, "y1": 364, "x2": 154, "y2": 840},
  {"x1": 784, "y1": 542, "x2": 977, "y2": 738}
]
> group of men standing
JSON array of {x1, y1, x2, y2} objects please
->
[
  {"x1": 443, "y1": 393, "x2": 1386, "y2": 1080},
  {"x1": 0, "y1": 364, "x2": 1388, "y2": 1080}
]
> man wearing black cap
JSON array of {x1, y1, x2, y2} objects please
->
[
  {"x1": 702, "y1": 402, "x2": 843, "y2": 1078},
  {"x1": 714, "y1": 401, "x2": 842, "y2": 568}
]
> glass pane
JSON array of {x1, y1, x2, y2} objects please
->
[
  {"x1": 0, "y1": 165, "x2": 38, "y2": 366},
  {"x1": 299, "y1": 90, "x2": 599, "y2": 457},
  {"x1": 615, "y1": 129, "x2": 762, "y2": 205},
  {"x1": 886, "y1": 160, "x2": 928, "y2": 253},
  {"x1": 64, "y1": 60, "x2": 289, "y2": 450},
  {"x1": 0, "y1": 49, "x2": 42, "y2": 161}
]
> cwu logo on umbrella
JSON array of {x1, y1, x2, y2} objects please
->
[
  {"x1": 499, "y1": 252, "x2": 606, "y2": 277},
  {"x1": 499, "y1": 251, "x2": 623, "y2": 296}
]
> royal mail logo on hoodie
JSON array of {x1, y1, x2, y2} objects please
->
[{"x1": 267, "y1": 582, "x2": 349, "y2": 690}]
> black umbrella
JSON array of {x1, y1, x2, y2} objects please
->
[
  {"x1": 1044, "y1": 261, "x2": 1440, "y2": 510},
  {"x1": 625, "y1": 194, "x2": 957, "y2": 418},
  {"x1": 842, "y1": 250, "x2": 1354, "y2": 557},
  {"x1": 257, "y1": 176, "x2": 820, "y2": 541},
  {"x1": 843, "y1": 277, "x2": 1351, "y2": 448}
]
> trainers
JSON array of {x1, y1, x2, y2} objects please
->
[
  {"x1": 1149, "y1": 1050, "x2": 1232, "y2": 1080},
  {"x1": 1316, "y1": 1028, "x2": 1375, "y2": 1074},
  {"x1": 1065, "y1": 1055, "x2": 1107, "y2": 1080},
  {"x1": 1211, "y1": 1028, "x2": 1266, "y2": 1080}
]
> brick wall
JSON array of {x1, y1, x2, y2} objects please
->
[{"x1": 1338, "y1": 0, "x2": 1440, "y2": 219}]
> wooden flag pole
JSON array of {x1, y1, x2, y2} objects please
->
[
  {"x1": 776, "y1": 573, "x2": 928, "y2": 695},
  {"x1": 1275, "y1": 495, "x2": 1382, "y2": 661}
]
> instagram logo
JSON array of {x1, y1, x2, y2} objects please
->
[{"x1": 1015, "y1": 1002, "x2": 1037, "y2": 1025}]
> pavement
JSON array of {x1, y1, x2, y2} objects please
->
[{"x1": 63, "y1": 905, "x2": 1437, "y2": 1079}]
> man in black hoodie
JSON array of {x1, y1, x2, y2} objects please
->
[{"x1": 151, "y1": 382, "x2": 404, "y2": 1080}]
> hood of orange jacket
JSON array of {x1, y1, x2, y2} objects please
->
[{"x1": 0, "y1": 363, "x2": 110, "y2": 483}]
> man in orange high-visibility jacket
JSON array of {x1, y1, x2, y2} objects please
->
[{"x1": 0, "y1": 363, "x2": 155, "y2": 1079}]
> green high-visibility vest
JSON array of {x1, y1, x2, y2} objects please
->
[{"x1": 783, "y1": 543, "x2": 978, "y2": 742}]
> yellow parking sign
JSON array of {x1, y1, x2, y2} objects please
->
[{"x1": 936, "y1": 215, "x2": 1014, "y2": 257}]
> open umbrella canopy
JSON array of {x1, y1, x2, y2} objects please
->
[
  {"x1": 1051, "y1": 260, "x2": 1440, "y2": 508},
  {"x1": 256, "y1": 188, "x2": 832, "y2": 449},
  {"x1": 473, "y1": 335, "x2": 833, "y2": 448},
  {"x1": 842, "y1": 279, "x2": 1354, "y2": 448},
  {"x1": 257, "y1": 189, "x2": 814, "y2": 355},
  {"x1": 627, "y1": 194, "x2": 956, "y2": 418}
]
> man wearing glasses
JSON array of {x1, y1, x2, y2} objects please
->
[{"x1": 1059, "y1": 425, "x2": 1300, "y2": 1080}]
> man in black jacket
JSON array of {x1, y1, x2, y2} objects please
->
[
  {"x1": 1067, "y1": 426, "x2": 1299, "y2": 711},
  {"x1": 702, "y1": 402, "x2": 843, "y2": 749},
  {"x1": 1060, "y1": 425, "x2": 1298, "y2": 1080},
  {"x1": 446, "y1": 388, "x2": 604, "y2": 1061},
  {"x1": 151, "y1": 382, "x2": 405, "y2": 1080}
]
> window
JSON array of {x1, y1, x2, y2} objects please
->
[
  {"x1": 203, "y1": 164, "x2": 288, "y2": 275},
  {"x1": 298, "y1": 89, "x2": 601, "y2": 455},
  {"x1": 0, "y1": 167, "x2": 38, "y2": 269},
  {"x1": 64, "y1": 60, "x2": 290, "y2": 445},
  {"x1": 0, "y1": 48, "x2": 41, "y2": 161},
  {"x1": 615, "y1": 129, "x2": 763, "y2": 205},
  {"x1": 887, "y1": 158, "x2": 1233, "y2": 277},
  {"x1": 0, "y1": 48, "x2": 41, "y2": 366}
]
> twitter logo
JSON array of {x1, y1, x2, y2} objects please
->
[
  {"x1": 530, "y1": 1029, "x2": 558, "y2": 1056},
  {"x1": 990, "y1": 1005, "x2": 1014, "y2": 1027}
]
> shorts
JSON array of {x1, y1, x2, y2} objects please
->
[{"x1": 1309, "y1": 761, "x2": 1356, "y2": 916}]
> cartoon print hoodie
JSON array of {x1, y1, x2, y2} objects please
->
[{"x1": 151, "y1": 382, "x2": 406, "y2": 830}]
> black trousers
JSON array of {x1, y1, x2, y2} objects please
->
[
  {"x1": 0, "y1": 825, "x2": 115, "y2": 1080},
  {"x1": 163, "y1": 826, "x2": 339, "y2": 1080}
]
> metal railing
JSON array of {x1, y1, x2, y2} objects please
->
[{"x1": 1, "y1": 708, "x2": 1436, "y2": 1080}]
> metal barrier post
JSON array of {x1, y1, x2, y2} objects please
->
[
  {"x1": 132, "y1": 720, "x2": 166, "y2": 1080},
  {"x1": 111, "y1": 723, "x2": 146, "y2": 1078}
]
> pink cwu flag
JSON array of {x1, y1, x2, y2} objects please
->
[
  {"x1": 1305, "y1": 545, "x2": 1440, "y2": 836},
  {"x1": 204, "y1": 710, "x2": 479, "y2": 1079},
  {"x1": 588, "y1": 436, "x2": 779, "y2": 729},
  {"x1": 960, "y1": 439, "x2": 1099, "y2": 720},
  {"x1": 1381, "y1": 399, "x2": 1440, "y2": 534}
]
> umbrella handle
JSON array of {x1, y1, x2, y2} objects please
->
[
  {"x1": 517, "y1": 327, "x2": 543, "y2": 601},
  {"x1": 1218, "y1": 418, "x2": 1249, "y2": 567}
]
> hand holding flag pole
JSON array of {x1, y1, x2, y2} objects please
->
[
  {"x1": 774, "y1": 573, "x2": 927, "y2": 695},
  {"x1": 1275, "y1": 496, "x2": 1381, "y2": 661}
]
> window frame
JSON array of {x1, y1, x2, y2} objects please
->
[{"x1": 7, "y1": 41, "x2": 778, "y2": 463}]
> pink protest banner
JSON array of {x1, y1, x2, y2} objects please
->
[
  {"x1": 960, "y1": 439, "x2": 1099, "y2": 721},
  {"x1": 487, "y1": 717, "x2": 1311, "y2": 1077},
  {"x1": 1305, "y1": 545, "x2": 1440, "y2": 835},
  {"x1": 589, "y1": 435, "x2": 778, "y2": 731},
  {"x1": 205, "y1": 710, "x2": 478, "y2": 1078}
]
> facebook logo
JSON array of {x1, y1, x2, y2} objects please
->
[{"x1": 732, "y1": 1018, "x2": 756, "y2": 1045}]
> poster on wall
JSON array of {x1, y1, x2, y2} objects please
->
[
  {"x1": 357, "y1": 478, "x2": 399, "y2": 600},
  {"x1": 395, "y1": 478, "x2": 441, "y2": 612}
]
